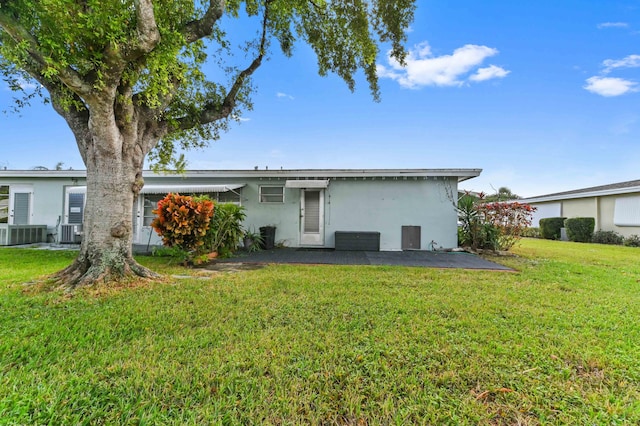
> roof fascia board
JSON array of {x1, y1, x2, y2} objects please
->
[
  {"x1": 524, "y1": 186, "x2": 640, "y2": 203},
  {"x1": 0, "y1": 170, "x2": 87, "y2": 179},
  {"x1": 159, "y1": 169, "x2": 482, "y2": 180},
  {"x1": 0, "y1": 168, "x2": 482, "y2": 180}
]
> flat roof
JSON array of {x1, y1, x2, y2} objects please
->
[{"x1": 0, "y1": 168, "x2": 482, "y2": 182}]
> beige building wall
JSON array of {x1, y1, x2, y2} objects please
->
[
  {"x1": 531, "y1": 195, "x2": 640, "y2": 237},
  {"x1": 561, "y1": 198, "x2": 597, "y2": 221},
  {"x1": 599, "y1": 194, "x2": 640, "y2": 237}
]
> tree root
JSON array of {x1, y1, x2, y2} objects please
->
[{"x1": 50, "y1": 256, "x2": 161, "y2": 290}]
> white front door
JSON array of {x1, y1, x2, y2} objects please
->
[
  {"x1": 300, "y1": 189, "x2": 324, "y2": 245},
  {"x1": 9, "y1": 186, "x2": 33, "y2": 225}
]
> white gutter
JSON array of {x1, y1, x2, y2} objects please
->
[
  {"x1": 523, "y1": 185, "x2": 640, "y2": 203},
  {"x1": 0, "y1": 168, "x2": 482, "y2": 182}
]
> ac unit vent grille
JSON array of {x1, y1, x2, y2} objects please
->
[{"x1": 60, "y1": 224, "x2": 83, "y2": 243}]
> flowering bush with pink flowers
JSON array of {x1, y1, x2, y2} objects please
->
[
  {"x1": 458, "y1": 192, "x2": 536, "y2": 251},
  {"x1": 477, "y1": 201, "x2": 536, "y2": 250}
]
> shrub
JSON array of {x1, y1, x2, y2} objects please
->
[
  {"x1": 150, "y1": 193, "x2": 215, "y2": 255},
  {"x1": 591, "y1": 230, "x2": 623, "y2": 245},
  {"x1": 521, "y1": 227, "x2": 540, "y2": 238},
  {"x1": 479, "y1": 201, "x2": 536, "y2": 250},
  {"x1": 457, "y1": 194, "x2": 535, "y2": 251},
  {"x1": 539, "y1": 217, "x2": 566, "y2": 240},
  {"x1": 204, "y1": 203, "x2": 247, "y2": 258},
  {"x1": 623, "y1": 234, "x2": 640, "y2": 247},
  {"x1": 457, "y1": 194, "x2": 498, "y2": 251},
  {"x1": 564, "y1": 217, "x2": 595, "y2": 243}
]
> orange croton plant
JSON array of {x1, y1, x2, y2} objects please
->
[{"x1": 151, "y1": 193, "x2": 215, "y2": 254}]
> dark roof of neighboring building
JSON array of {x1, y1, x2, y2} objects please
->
[{"x1": 523, "y1": 179, "x2": 640, "y2": 203}]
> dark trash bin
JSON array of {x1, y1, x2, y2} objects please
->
[{"x1": 259, "y1": 226, "x2": 276, "y2": 250}]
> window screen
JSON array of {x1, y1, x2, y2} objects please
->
[
  {"x1": 259, "y1": 186, "x2": 284, "y2": 203},
  {"x1": 217, "y1": 190, "x2": 241, "y2": 204},
  {"x1": 614, "y1": 196, "x2": 640, "y2": 226}
]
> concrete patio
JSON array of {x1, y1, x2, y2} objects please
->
[{"x1": 215, "y1": 248, "x2": 513, "y2": 271}]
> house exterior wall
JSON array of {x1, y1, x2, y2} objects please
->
[
  {"x1": 139, "y1": 176, "x2": 459, "y2": 249},
  {"x1": 241, "y1": 177, "x2": 300, "y2": 247},
  {"x1": 598, "y1": 194, "x2": 640, "y2": 237},
  {"x1": 0, "y1": 177, "x2": 79, "y2": 239},
  {"x1": 530, "y1": 202, "x2": 561, "y2": 227},
  {"x1": 321, "y1": 177, "x2": 457, "y2": 250},
  {"x1": 560, "y1": 197, "x2": 596, "y2": 220},
  {"x1": 0, "y1": 170, "x2": 471, "y2": 250},
  {"x1": 530, "y1": 194, "x2": 640, "y2": 238},
  {"x1": 133, "y1": 176, "x2": 302, "y2": 248}
]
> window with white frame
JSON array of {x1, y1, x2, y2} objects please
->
[
  {"x1": 143, "y1": 194, "x2": 164, "y2": 226},
  {"x1": 0, "y1": 185, "x2": 8, "y2": 224},
  {"x1": 259, "y1": 186, "x2": 284, "y2": 203}
]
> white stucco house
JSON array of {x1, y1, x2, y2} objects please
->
[
  {"x1": 0, "y1": 168, "x2": 481, "y2": 249},
  {"x1": 523, "y1": 179, "x2": 640, "y2": 237}
]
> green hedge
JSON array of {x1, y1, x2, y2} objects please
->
[
  {"x1": 592, "y1": 230, "x2": 623, "y2": 245},
  {"x1": 539, "y1": 217, "x2": 566, "y2": 240},
  {"x1": 564, "y1": 217, "x2": 595, "y2": 243}
]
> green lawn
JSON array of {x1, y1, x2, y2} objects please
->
[{"x1": 1, "y1": 239, "x2": 639, "y2": 425}]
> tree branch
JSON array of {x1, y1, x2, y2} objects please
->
[
  {"x1": 45, "y1": 83, "x2": 91, "y2": 165},
  {"x1": 127, "y1": 0, "x2": 161, "y2": 59},
  {"x1": 182, "y1": 0, "x2": 225, "y2": 43},
  {"x1": 0, "y1": 11, "x2": 95, "y2": 99},
  {"x1": 101, "y1": 0, "x2": 160, "y2": 89},
  {"x1": 173, "y1": 2, "x2": 270, "y2": 131}
]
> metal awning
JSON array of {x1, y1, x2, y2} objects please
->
[
  {"x1": 285, "y1": 179, "x2": 330, "y2": 189},
  {"x1": 65, "y1": 184, "x2": 245, "y2": 194},
  {"x1": 140, "y1": 184, "x2": 245, "y2": 194},
  {"x1": 66, "y1": 186, "x2": 87, "y2": 194}
]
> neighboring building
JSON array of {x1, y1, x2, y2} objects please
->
[
  {"x1": 522, "y1": 179, "x2": 640, "y2": 237},
  {"x1": 0, "y1": 168, "x2": 481, "y2": 249}
]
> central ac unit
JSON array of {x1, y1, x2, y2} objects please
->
[{"x1": 60, "y1": 224, "x2": 83, "y2": 243}]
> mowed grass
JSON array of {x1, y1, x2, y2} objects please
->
[{"x1": 0, "y1": 240, "x2": 638, "y2": 425}]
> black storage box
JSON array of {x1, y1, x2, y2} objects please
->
[{"x1": 334, "y1": 231, "x2": 380, "y2": 251}]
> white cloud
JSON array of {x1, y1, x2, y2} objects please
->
[
  {"x1": 19, "y1": 79, "x2": 38, "y2": 90},
  {"x1": 377, "y1": 41, "x2": 509, "y2": 88},
  {"x1": 584, "y1": 76, "x2": 638, "y2": 97},
  {"x1": 276, "y1": 92, "x2": 294, "y2": 100},
  {"x1": 602, "y1": 54, "x2": 640, "y2": 74},
  {"x1": 597, "y1": 22, "x2": 629, "y2": 29},
  {"x1": 585, "y1": 54, "x2": 640, "y2": 96},
  {"x1": 3, "y1": 78, "x2": 38, "y2": 91},
  {"x1": 231, "y1": 113, "x2": 251, "y2": 122},
  {"x1": 470, "y1": 65, "x2": 510, "y2": 82}
]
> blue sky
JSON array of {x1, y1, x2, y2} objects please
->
[{"x1": 1, "y1": 0, "x2": 639, "y2": 197}]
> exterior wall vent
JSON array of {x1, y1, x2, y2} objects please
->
[{"x1": 402, "y1": 226, "x2": 421, "y2": 250}]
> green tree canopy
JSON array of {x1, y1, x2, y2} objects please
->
[
  {"x1": 1, "y1": 0, "x2": 415, "y2": 168},
  {"x1": 0, "y1": 0, "x2": 416, "y2": 287},
  {"x1": 484, "y1": 186, "x2": 520, "y2": 202}
]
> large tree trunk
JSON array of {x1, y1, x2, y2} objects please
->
[{"x1": 52, "y1": 108, "x2": 160, "y2": 289}]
